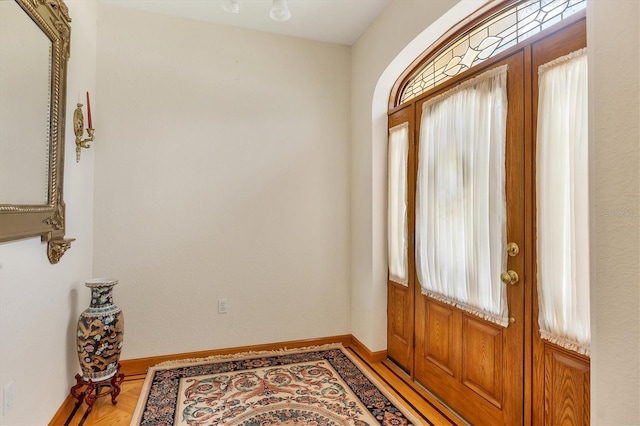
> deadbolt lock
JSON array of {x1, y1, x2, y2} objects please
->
[{"x1": 506, "y1": 242, "x2": 520, "y2": 257}]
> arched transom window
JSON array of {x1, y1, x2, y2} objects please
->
[{"x1": 399, "y1": 0, "x2": 586, "y2": 105}]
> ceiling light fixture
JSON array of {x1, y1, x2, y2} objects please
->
[
  {"x1": 222, "y1": 0, "x2": 291, "y2": 22},
  {"x1": 269, "y1": 0, "x2": 291, "y2": 21},
  {"x1": 222, "y1": 0, "x2": 241, "y2": 14}
]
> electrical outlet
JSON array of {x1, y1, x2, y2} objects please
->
[
  {"x1": 218, "y1": 298, "x2": 228, "y2": 314},
  {"x1": 3, "y1": 382, "x2": 14, "y2": 415}
]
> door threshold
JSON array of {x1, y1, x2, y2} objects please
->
[{"x1": 381, "y1": 359, "x2": 471, "y2": 426}]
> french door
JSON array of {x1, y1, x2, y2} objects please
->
[{"x1": 387, "y1": 14, "x2": 588, "y2": 426}]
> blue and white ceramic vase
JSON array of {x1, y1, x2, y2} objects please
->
[{"x1": 76, "y1": 278, "x2": 124, "y2": 381}]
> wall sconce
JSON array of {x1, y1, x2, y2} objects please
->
[{"x1": 74, "y1": 91, "x2": 95, "y2": 162}]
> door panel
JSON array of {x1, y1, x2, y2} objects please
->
[
  {"x1": 531, "y1": 18, "x2": 589, "y2": 426},
  {"x1": 387, "y1": 281, "x2": 412, "y2": 371},
  {"x1": 544, "y1": 347, "x2": 590, "y2": 426},
  {"x1": 413, "y1": 51, "x2": 525, "y2": 425},
  {"x1": 387, "y1": 104, "x2": 415, "y2": 374},
  {"x1": 461, "y1": 316, "x2": 503, "y2": 408},
  {"x1": 424, "y1": 300, "x2": 456, "y2": 376}
]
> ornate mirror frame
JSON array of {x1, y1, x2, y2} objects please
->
[{"x1": 0, "y1": 0, "x2": 73, "y2": 263}]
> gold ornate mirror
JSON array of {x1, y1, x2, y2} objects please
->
[{"x1": 0, "y1": 0, "x2": 73, "y2": 263}]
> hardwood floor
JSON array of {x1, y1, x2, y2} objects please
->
[
  {"x1": 50, "y1": 341, "x2": 463, "y2": 426},
  {"x1": 51, "y1": 373, "x2": 145, "y2": 426}
]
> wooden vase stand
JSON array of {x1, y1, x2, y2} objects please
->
[{"x1": 64, "y1": 364, "x2": 125, "y2": 426}]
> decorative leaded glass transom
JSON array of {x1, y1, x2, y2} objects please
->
[{"x1": 399, "y1": 0, "x2": 586, "y2": 105}]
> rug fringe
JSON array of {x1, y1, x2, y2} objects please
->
[{"x1": 153, "y1": 343, "x2": 344, "y2": 368}]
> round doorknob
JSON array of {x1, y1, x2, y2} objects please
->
[{"x1": 500, "y1": 270, "x2": 519, "y2": 285}]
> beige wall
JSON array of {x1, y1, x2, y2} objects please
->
[
  {"x1": 0, "y1": 1, "x2": 97, "y2": 424},
  {"x1": 588, "y1": 1, "x2": 640, "y2": 423},
  {"x1": 93, "y1": 5, "x2": 352, "y2": 359}
]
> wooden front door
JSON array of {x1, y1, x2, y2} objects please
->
[
  {"x1": 411, "y1": 52, "x2": 526, "y2": 426},
  {"x1": 386, "y1": 10, "x2": 588, "y2": 425}
]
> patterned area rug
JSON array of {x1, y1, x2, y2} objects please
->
[{"x1": 130, "y1": 344, "x2": 421, "y2": 425}]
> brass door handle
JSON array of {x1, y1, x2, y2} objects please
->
[{"x1": 500, "y1": 270, "x2": 519, "y2": 285}]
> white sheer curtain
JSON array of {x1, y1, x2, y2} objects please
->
[
  {"x1": 416, "y1": 65, "x2": 509, "y2": 326},
  {"x1": 536, "y1": 48, "x2": 590, "y2": 356},
  {"x1": 388, "y1": 122, "x2": 409, "y2": 285}
]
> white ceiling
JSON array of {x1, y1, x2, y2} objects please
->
[{"x1": 98, "y1": 0, "x2": 391, "y2": 45}]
